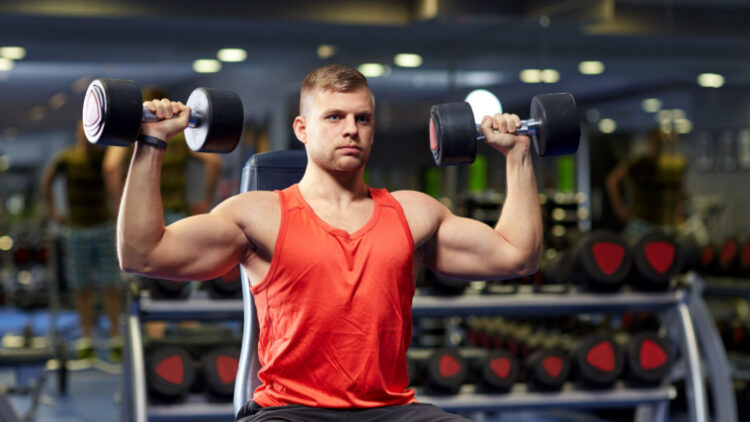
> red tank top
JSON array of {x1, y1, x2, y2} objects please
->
[{"x1": 251, "y1": 184, "x2": 417, "y2": 408}]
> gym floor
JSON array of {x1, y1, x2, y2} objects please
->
[{"x1": 0, "y1": 308, "x2": 702, "y2": 422}]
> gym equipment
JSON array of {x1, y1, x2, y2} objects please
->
[
  {"x1": 624, "y1": 332, "x2": 672, "y2": 387},
  {"x1": 572, "y1": 333, "x2": 624, "y2": 389},
  {"x1": 146, "y1": 277, "x2": 192, "y2": 300},
  {"x1": 82, "y1": 78, "x2": 244, "y2": 152},
  {"x1": 573, "y1": 231, "x2": 633, "y2": 292},
  {"x1": 424, "y1": 348, "x2": 469, "y2": 394},
  {"x1": 526, "y1": 348, "x2": 570, "y2": 391},
  {"x1": 206, "y1": 267, "x2": 242, "y2": 299},
  {"x1": 429, "y1": 93, "x2": 580, "y2": 166},
  {"x1": 425, "y1": 270, "x2": 467, "y2": 296},
  {"x1": 630, "y1": 231, "x2": 682, "y2": 291},
  {"x1": 201, "y1": 346, "x2": 240, "y2": 402},
  {"x1": 146, "y1": 346, "x2": 195, "y2": 403},
  {"x1": 476, "y1": 349, "x2": 519, "y2": 393}
]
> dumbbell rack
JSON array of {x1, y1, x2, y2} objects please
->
[
  {"x1": 702, "y1": 276, "x2": 750, "y2": 382},
  {"x1": 411, "y1": 273, "x2": 735, "y2": 422},
  {"x1": 121, "y1": 286, "x2": 243, "y2": 422},
  {"x1": 121, "y1": 274, "x2": 733, "y2": 422}
]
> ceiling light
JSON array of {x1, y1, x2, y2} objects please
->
[
  {"x1": 217, "y1": 48, "x2": 247, "y2": 63},
  {"x1": 671, "y1": 109, "x2": 685, "y2": 120},
  {"x1": 586, "y1": 109, "x2": 600, "y2": 123},
  {"x1": 28, "y1": 105, "x2": 47, "y2": 121},
  {"x1": 0, "y1": 235, "x2": 13, "y2": 251},
  {"x1": 358, "y1": 63, "x2": 387, "y2": 78},
  {"x1": 394, "y1": 53, "x2": 422, "y2": 68},
  {"x1": 465, "y1": 89, "x2": 502, "y2": 125},
  {"x1": 0, "y1": 46, "x2": 25, "y2": 60},
  {"x1": 598, "y1": 118, "x2": 616, "y2": 133},
  {"x1": 193, "y1": 59, "x2": 221, "y2": 73},
  {"x1": 578, "y1": 61, "x2": 604, "y2": 75},
  {"x1": 317, "y1": 44, "x2": 336, "y2": 59},
  {"x1": 697, "y1": 73, "x2": 724, "y2": 88},
  {"x1": 641, "y1": 98, "x2": 661, "y2": 113},
  {"x1": 674, "y1": 118, "x2": 692, "y2": 134},
  {"x1": 519, "y1": 69, "x2": 541, "y2": 83},
  {"x1": 48, "y1": 92, "x2": 68, "y2": 110},
  {"x1": 0, "y1": 58, "x2": 13, "y2": 71},
  {"x1": 540, "y1": 69, "x2": 560, "y2": 83},
  {"x1": 657, "y1": 109, "x2": 673, "y2": 121}
]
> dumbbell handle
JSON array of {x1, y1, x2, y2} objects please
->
[
  {"x1": 142, "y1": 108, "x2": 201, "y2": 129},
  {"x1": 476, "y1": 118, "x2": 541, "y2": 142}
]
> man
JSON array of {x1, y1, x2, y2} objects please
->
[
  {"x1": 41, "y1": 121, "x2": 122, "y2": 360},
  {"x1": 117, "y1": 65, "x2": 542, "y2": 421},
  {"x1": 606, "y1": 128, "x2": 686, "y2": 237}
]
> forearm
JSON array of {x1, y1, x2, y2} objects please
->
[
  {"x1": 495, "y1": 147, "x2": 542, "y2": 272},
  {"x1": 117, "y1": 143, "x2": 166, "y2": 272}
]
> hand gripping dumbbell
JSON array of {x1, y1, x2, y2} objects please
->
[
  {"x1": 82, "y1": 78, "x2": 244, "y2": 153},
  {"x1": 428, "y1": 93, "x2": 581, "y2": 165}
]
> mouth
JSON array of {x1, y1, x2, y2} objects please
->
[{"x1": 337, "y1": 145, "x2": 361, "y2": 153}]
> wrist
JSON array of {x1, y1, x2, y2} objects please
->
[{"x1": 137, "y1": 134, "x2": 168, "y2": 150}]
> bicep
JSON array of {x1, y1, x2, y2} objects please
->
[
  {"x1": 140, "y1": 209, "x2": 249, "y2": 281},
  {"x1": 423, "y1": 211, "x2": 527, "y2": 281}
]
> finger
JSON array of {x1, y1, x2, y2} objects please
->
[
  {"x1": 499, "y1": 114, "x2": 510, "y2": 133},
  {"x1": 143, "y1": 100, "x2": 157, "y2": 114},
  {"x1": 171, "y1": 101, "x2": 182, "y2": 116},
  {"x1": 513, "y1": 114, "x2": 522, "y2": 129},
  {"x1": 160, "y1": 99, "x2": 173, "y2": 119},
  {"x1": 479, "y1": 115, "x2": 492, "y2": 132}
]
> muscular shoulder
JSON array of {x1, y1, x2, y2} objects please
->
[
  {"x1": 209, "y1": 190, "x2": 281, "y2": 255},
  {"x1": 390, "y1": 190, "x2": 448, "y2": 248}
]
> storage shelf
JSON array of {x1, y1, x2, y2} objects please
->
[
  {"x1": 412, "y1": 287, "x2": 684, "y2": 317},
  {"x1": 148, "y1": 398, "x2": 232, "y2": 422},
  {"x1": 702, "y1": 276, "x2": 750, "y2": 297},
  {"x1": 418, "y1": 383, "x2": 676, "y2": 413},
  {"x1": 138, "y1": 291, "x2": 243, "y2": 321}
]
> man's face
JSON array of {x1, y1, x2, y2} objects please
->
[{"x1": 296, "y1": 87, "x2": 374, "y2": 172}]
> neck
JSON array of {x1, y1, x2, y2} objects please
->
[{"x1": 298, "y1": 163, "x2": 368, "y2": 202}]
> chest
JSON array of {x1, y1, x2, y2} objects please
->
[{"x1": 307, "y1": 201, "x2": 375, "y2": 235}]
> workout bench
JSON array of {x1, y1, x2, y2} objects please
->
[{"x1": 233, "y1": 150, "x2": 308, "y2": 417}]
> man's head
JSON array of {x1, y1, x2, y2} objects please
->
[
  {"x1": 299, "y1": 64, "x2": 374, "y2": 117},
  {"x1": 294, "y1": 65, "x2": 375, "y2": 174}
]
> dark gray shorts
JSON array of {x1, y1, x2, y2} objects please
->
[{"x1": 235, "y1": 401, "x2": 472, "y2": 422}]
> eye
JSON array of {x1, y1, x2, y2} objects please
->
[
  {"x1": 326, "y1": 114, "x2": 340, "y2": 121},
  {"x1": 356, "y1": 115, "x2": 371, "y2": 124}
]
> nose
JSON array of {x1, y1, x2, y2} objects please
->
[{"x1": 342, "y1": 115, "x2": 358, "y2": 138}]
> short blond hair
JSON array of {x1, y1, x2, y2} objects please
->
[{"x1": 299, "y1": 64, "x2": 373, "y2": 116}]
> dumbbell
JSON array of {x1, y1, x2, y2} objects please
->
[
  {"x1": 429, "y1": 93, "x2": 580, "y2": 166},
  {"x1": 572, "y1": 333, "x2": 624, "y2": 389},
  {"x1": 201, "y1": 346, "x2": 240, "y2": 402},
  {"x1": 82, "y1": 78, "x2": 244, "y2": 152},
  {"x1": 526, "y1": 348, "x2": 571, "y2": 391},
  {"x1": 146, "y1": 346, "x2": 195, "y2": 403},
  {"x1": 624, "y1": 332, "x2": 672, "y2": 387},
  {"x1": 476, "y1": 349, "x2": 520, "y2": 393},
  {"x1": 145, "y1": 277, "x2": 192, "y2": 300},
  {"x1": 424, "y1": 348, "x2": 469, "y2": 394},
  {"x1": 629, "y1": 231, "x2": 682, "y2": 291},
  {"x1": 206, "y1": 267, "x2": 242, "y2": 300},
  {"x1": 571, "y1": 230, "x2": 633, "y2": 292}
]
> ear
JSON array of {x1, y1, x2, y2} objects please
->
[{"x1": 293, "y1": 115, "x2": 307, "y2": 145}]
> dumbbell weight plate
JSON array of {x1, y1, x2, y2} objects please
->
[
  {"x1": 429, "y1": 102, "x2": 477, "y2": 166},
  {"x1": 82, "y1": 78, "x2": 143, "y2": 147},
  {"x1": 185, "y1": 88, "x2": 244, "y2": 153},
  {"x1": 530, "y1": 93, "x2": 580, "y2": 157}
]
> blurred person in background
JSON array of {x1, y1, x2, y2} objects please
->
[
  {"x1": 606, "y1": 128, "x2": 687, "y2": 237},
  {"x1": 103, "y1": 86, "x2": 222, "y2": 338},
  {"x1": 41, "y1": 120, "x2": 122, "y2": 360}
]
